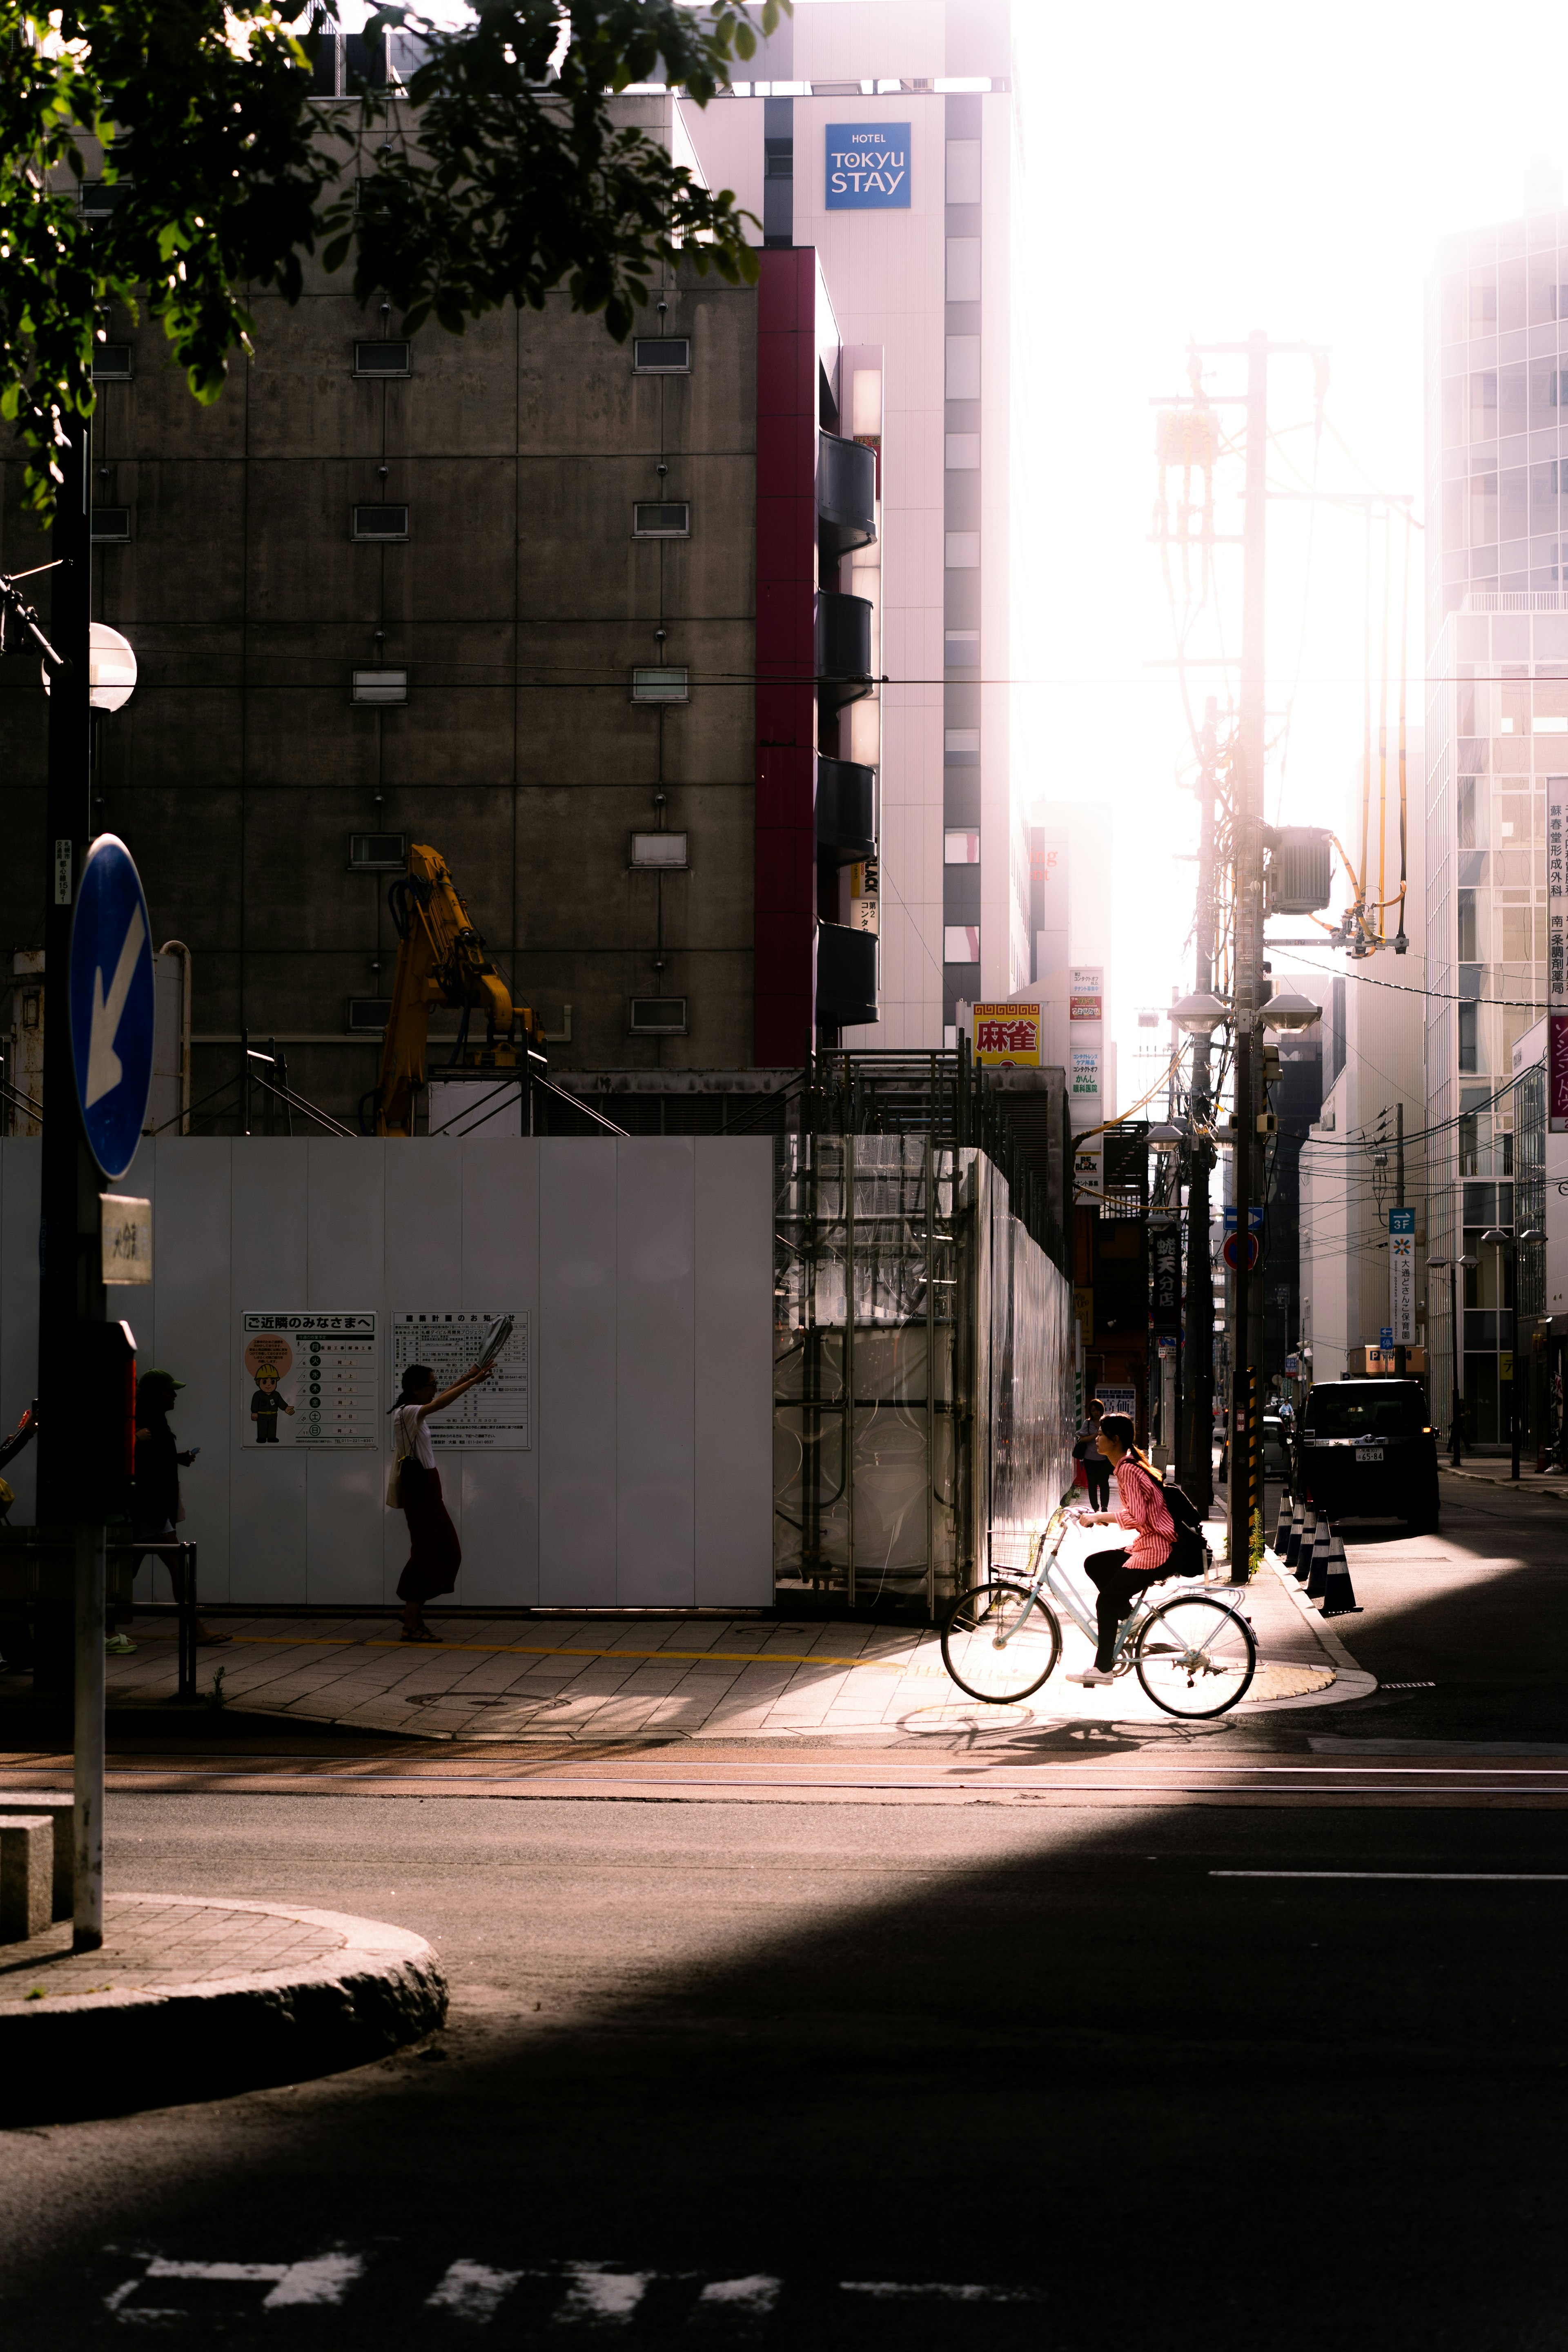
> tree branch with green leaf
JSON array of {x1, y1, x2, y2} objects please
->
[{"x1": 0, "y1": 0, "x2": 787, "y2": 517}]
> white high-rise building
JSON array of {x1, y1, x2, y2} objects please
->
[{"x1": 682, "y1": 0, "x2": 1021, "y2": 1047}]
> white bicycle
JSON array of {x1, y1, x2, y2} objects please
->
[{"x1": 941, "y1": 1506, "x2": 1257, "y2": 1720}]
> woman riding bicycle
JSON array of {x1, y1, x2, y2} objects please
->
[{"x1": 1067, "y1": 1412, "x2": 1175, "y2": 1686}]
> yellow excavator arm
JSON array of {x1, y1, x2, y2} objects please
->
[{"x1": 371, "y1": 844, "x2": 544, "y2": 1137}]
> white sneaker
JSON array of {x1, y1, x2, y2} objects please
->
[{"x1": 1067, "y1": 1666, "x2": 1118, "y2": 1685}]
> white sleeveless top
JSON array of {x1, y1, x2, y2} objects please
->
[{"x1": 394, "y1": 1403, "x2": 436, "y2": 1471}]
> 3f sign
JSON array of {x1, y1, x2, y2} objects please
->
[{"x1": 826, "y1": 122, "x2": 912, "y2": 210}]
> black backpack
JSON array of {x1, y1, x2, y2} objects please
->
[{"x1": 1157, "y1": 1474, "x2": 1210, "y2": 1578}]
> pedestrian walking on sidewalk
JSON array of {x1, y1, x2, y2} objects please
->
[
  {"x1": 1066, "y1": 1413, "x2": 1176, "y2": 1687},
  {"x1": 131, "y1": 1370, "x2": 229, "y2": 1653},
  {"x1": 1074, "y1": 1398, "x2": 1111, "y2": 1510},
  {"x1": 390, "y1": 1359, "x2": 495, "y2": 1642}
]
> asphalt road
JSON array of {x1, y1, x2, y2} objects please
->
[{"x1": 4, "y1": 1474, "x2": 1568, "y2": 2351}]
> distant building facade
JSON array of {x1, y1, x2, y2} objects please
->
[{"x1": 1423, "y1": 192, "x2": 1568, "y2": 1439}]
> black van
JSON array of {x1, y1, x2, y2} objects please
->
[{"x1": 1292, "y1": 1379, "x2": 1441, "y2": 1532}]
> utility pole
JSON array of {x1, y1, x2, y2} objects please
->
[
  {"x1": 35, "y1": 420, "x2": 114, "y2": 1951},
  {"x1": 1179, "y1": 698, "x2": 1218, "y2": 1512},
  {"x1": 1227, "y1": 329, "x2": 1269, "y2": 1586}
]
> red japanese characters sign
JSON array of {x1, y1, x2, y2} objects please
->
[{"x1": 973, "y1": 1003, "x2": 1040, "y2": 1066}]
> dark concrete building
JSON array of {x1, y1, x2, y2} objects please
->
[{"x1": 1, "y1": 89, "x2": 880, "y2": 1136}]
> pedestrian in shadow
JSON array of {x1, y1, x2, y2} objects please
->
[
  {"x1": 132, "y1": 1370, "x2": 229, "y2": 1652},
  {"x1": 390, "y1": 1360, "x2": 494, "y2": 1642}
]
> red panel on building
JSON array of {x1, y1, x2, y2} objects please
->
[{"x1": 754, "y1": 248, "x2": 820, "y2": 1066}]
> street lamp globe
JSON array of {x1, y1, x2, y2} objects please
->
[
  {"x1": 1147, "y1": 1121, "x2": 1184, "y2": 1152},
  {"x1": 41, "y1": 619, "x2": 137, "y2": 712},
  {"x1": 1519, "y1": 1227, "x2": 1546, "y2": 1245},
  {"x1": 1481, "y1": 1226, "x2": 1512, "y2": 1246},
  {"x1": 1169, "y1": 990, "x2": 1228, "y2": 1036},
  {"x1": 1259, "y1": 989, "x2": 1322, "y2": 1033}
]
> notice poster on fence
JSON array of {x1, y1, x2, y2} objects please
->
[
  {"x1": 240, "y1": 1312, "x2": 378, "y2": 1447},
  {"x1": 391, "y1": 1311, "x2": 531, "y2": 1449}
]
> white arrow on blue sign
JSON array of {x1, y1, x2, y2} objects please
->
[{"x1": 69, "y1": 834, "x2": 155, "y2": 1182}]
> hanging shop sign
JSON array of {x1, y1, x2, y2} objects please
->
[
  {"x1": 1388, "y1": 1207, "x2": 1416, "y2": 1347},
  {"x1": 1150, "y1": 1215, "x2": 1181, "y2": 1332},
  {"x1": 973, "y1": 1002, "x2": 1040, "y2": 1066},
  {"x1": 1069, "y1": 965, "x2": 1104, "y2": 1022}
]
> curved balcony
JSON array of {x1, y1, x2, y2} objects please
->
[
  {"x1": 815, "y1": 922, "x2": 878, "y2": 1030},
  {"x1": 815, "y1": 592, "x2": 873, "y2": 710},
  {"x1": 817, "y1": 432, "x2": 877, "y2": 561},
  {"x1": 815, "y1": 757, "x2": 877, "y2": 863}
]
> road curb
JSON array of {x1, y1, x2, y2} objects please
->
[
  {"x1": 1263, "y1": 1546, "x2": 1372, "y2": 1680},
  {"x1": 0, "y1": 1896, "x2": 445, "y2": 2125},
  {"x1": 1441, "y1": 1466, "x2": 1568, "y2": 1503}
]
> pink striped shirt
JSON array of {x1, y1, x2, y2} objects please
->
[{"x1": 1112, "y1": 1457, "x2": 1176, "y2": 1575}]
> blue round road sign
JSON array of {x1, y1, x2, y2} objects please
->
[
  {"x1": 1221, "y1": 1230, "x2": 1260, "y2": 1272},
  {"x1": 69, "y1": 834, "x2": 155, "y2": 1182}
]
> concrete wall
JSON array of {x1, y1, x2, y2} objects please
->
[
  {"x1": 0, "y1": 100, "x2": 760, "y2": 1127},
  {"x1": 0, "y1": 1135, "x2": 773, "y2": 1610}
]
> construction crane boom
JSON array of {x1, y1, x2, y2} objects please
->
[{"x1": 369, "y1": 844, "x2": 544, "y2": 1137}]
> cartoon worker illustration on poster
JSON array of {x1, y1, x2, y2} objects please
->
[
  {"x1": 239, "y1": 1313, "x2": 379, "y2": 1448},
  {"x1": 244, "y1": 1331, "x2": 296, "y2": 1443}
]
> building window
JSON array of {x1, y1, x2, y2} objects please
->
[
  {"x1": 946, "y1": 138, "x2": 982, "y2": 205},
  {"x1": 945, "y1": 532, "x2": 980, "y2": 568},
  {"x1": 349, "y1": 834, "x2": 407, "y2": 871},
  {"x1": 92, "y1": 345, "x2": 132, "y2": 381},
  {"x1": 945, "y1": 433, "x2": 980, "y2": 469},
  {"x1": 351, "y1": 669, "x2": 407, "y2": 705},
  {"x1": 1457, "y1": 888, "x2": 1477, "y2": 961},
  {"x1": 632, "y1": 502, "x2": 690, "y2": 537},
  {"x1": 630, "y1": 832, "x2": 688, "y2": 868},
  {"x1": 630, "y1": 997, "x2": 687, "y2": 1033},
  {"x1": 945, "y1": 630, "x2": 980, "y2": 666},
  {"x1": 945, "y1": 335, "x2": 981, "y2": 401},
  {"x1": 1459, "y1": 999, "x2": 1479, "y2": 1072},
  {"x1": 946, "y1": 237, "x2": 982, "y2": 303},
  {"x1": 354, "y1": 341, "x2": 412, "y2": 376},
  {"x1": 631, "y1": 667, "x2": 688, "y2": 702},
  {"x1": 79, "y1": 181, "x2": 123, "y2": 217},
  {"x1": 347, "y1": 997, "x2": 393, "y2": 1033},
  {"x1": 944, "y1": 830, "x2": 980, "y2": 865},
  {"x1": 943, "y1": 926, "x2": 980, "y2": 964},
  {"x1": 633, "y1": 337, "x2": 690, "y2": 372},
  {"x1": 351, "y1": 505, "x2": 410, "y2": 540},
  {"x1": 945, "y1": 728, "x2": 980, "y2": 756},
  {"x1": 90, "y1": 509, "x2": 131, "y2": 542}
]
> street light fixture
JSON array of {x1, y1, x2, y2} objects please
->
[
  {"x1": 1257, "y1": 989, "x2": 1322, "y2": 1033},
  {"x1": 1169, "y1": 990, "x2": 1229, "y2": 1037}
]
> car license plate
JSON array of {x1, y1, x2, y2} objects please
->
[{"x1": 1355, "y1": 1446, "x2": 1384, "y2": 1462}]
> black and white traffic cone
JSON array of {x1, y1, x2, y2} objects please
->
[
  {"x1": 1274, "y1": 1493, "x2": 1293, "y2": 1557},
  {"x1": 1305, "y1": 1513, "x2": 1330, "y2": 1598},
  {"x1": 1320, "y1": 1526, "x2": 1363, "y2": 1617},
  {"x1": 1296, "y1": 1509, "x2": 1322, "y2": 1585},
  {"x1": 1283, "y1": 1499, "x2": 1305, "y2": 1570}
]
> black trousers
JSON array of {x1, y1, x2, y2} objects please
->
[
  {"x1": 1083, "y1": 1457, "x2": 1111, "y2": 1511},
  {"x1": 1084, "y1": 1548, "x2": 1167, "y2": 1671}
]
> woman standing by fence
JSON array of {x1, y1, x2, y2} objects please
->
[{"x1": 388, "y1": 1359, "x2": 494, "y2": 1642}]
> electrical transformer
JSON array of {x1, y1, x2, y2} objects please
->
[{"x1": 1267, "y1": 826, "x2": 1333, "y2": 915}]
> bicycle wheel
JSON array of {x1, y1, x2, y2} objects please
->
[
  {"x1": 1134, "y1": 1591, "x2": 1256, "y2": 1719},
  {"x1": 942, "y1": 1581, "x2": 1062, "y2": 1703}
]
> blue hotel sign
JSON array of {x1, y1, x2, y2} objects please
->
[{"x1": 826, "y1": 123, "x2": 911, "y2": 209}]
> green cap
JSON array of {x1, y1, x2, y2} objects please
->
[{"x1": 139, "y1": 1369, "x2": 185, "y2": 1392}]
